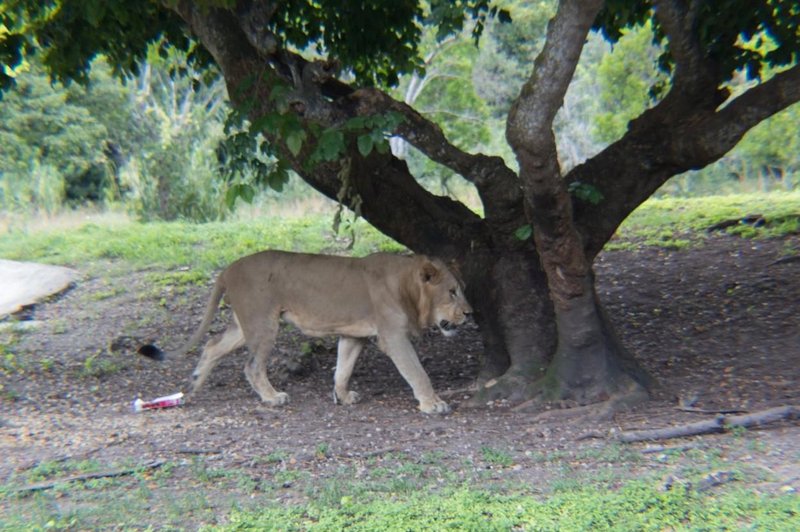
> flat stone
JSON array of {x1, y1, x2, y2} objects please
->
[{"x1": 0, "y1": 259, "x2": 78, "y2": 317}]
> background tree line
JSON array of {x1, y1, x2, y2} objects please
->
[{"x1": 2, "y1": 1, "x2": 797, "y2": 223}]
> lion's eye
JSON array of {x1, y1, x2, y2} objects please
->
[{"x1": 449, "y1": 288, "x2": 457, "y2": 298}]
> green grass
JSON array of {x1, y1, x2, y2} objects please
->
[
  {"x1": 0, "y1": 214, "x2": 404, "y2": 275},
  {"x1": 607, "y1": 191, "x2": 800, "y2": 250},
  {"x1": 480, "y1": 445, "x2": 515, "y2": 467},
  {"x1": 2, "y1": 444, "x2": 798, "y2": 530},
  {"x1": 213, "y1": 483, "x2": 799, "y2": 531}
]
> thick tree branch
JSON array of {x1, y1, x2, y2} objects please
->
[
  {"x1": 346, "y1": 88, "x2": 523, "y2": 226},
  {"x1": 652, "y1": 0, "x2": 729, "y2": 107},
  {"x1": 653, "y1": 1, "x2": 703, "y2": 77},
  {"x1": 228, "y1": 0, "x2": 521, "y2": 218},
  {"x1": 506, "y1": 0, "x2": 603, "y2": 307},
  {"x1": 233, "y1": 0, "x2": 280, "y2": 57},
  {"x1": 702, "y1": 64, "x2": 800, "y2": 153},
  {"x1": 572, "y1": 63, "x2": 800, "y2": 259},
  {"x1": 172, "y1": 1, "x2": 261, "y2": 84},
  {"x1": 508, "y1": 0, "x2": 604, "y2": 148}
]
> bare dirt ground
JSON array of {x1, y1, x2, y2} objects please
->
[{"x1": 1, "y1": 234, "x2": 799, "y2": 523}]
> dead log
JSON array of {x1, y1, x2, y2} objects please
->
[
  {"x1": 618, "y1": 405, "x2": 799, "y2": 443},
  {"x1": 15, "y1": 460, "x2": 166, "y2": 494}
]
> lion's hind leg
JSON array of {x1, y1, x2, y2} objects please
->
[
  {"x1": 190, "y1": 315, "x2": 246, "y2": 397},
  {"x1": 334, "y1": 336, "x2": 366, "y2": 405},
  {"x1": 242, "y1": 317, "x2": 288, "y2": 406}
]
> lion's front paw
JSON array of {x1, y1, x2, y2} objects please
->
[
  {"x1": 265, "y1": 392, "x2": 290, "y2": 406},
  {"x1": 340, "y1": 390, "x2": 361, "y2": 405},
  {"x1": 419, "y1": 398, "x2": 450, "y2": 414}
]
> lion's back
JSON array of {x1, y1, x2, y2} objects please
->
[{"x1": 223, "y1": 250, "x2": 411, "y2": 311}]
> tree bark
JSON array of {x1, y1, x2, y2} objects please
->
[
  {"x1": 506, "y1": 0, "x2": 652, "y2": 409},
  {"x1": 540, "y1": 276, "x2": 652, "y2": 405}
]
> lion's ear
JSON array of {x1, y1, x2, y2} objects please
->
[{"x1": 420, "y1": 261, "x2": 442, "y2": 284}]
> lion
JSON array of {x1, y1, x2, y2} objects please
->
[{"x1": 138, "y1": 250, "x2": 472, "y2": 414}]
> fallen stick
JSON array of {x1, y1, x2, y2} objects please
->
[
  {"x1": 618, "y1": 405, "x2": 799, "y2": 443},
  {"x1": 15, "y1": 460, "x2": 166, "y2": 494},
  {"x1": 677, "y1": 406, "x2": 748, "y2": 415}
]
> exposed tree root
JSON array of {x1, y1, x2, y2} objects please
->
[
  {"x1": 462, "y1": 372, "x2": 541, "y2": 407},
  {"x1": 617, "y1": 405, "x2": 799, "y2": 443},
  {"x1": 438, "y1": 385, "x2": 478, "y2": 399},
  {"x1": 514, "y1": 381, "x2": 649, "y2": 426}
]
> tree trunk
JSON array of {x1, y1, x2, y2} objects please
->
[
  {"x1": 503, "y1": 0, "x2": 652, "y2": 411},
  {"x1": 540, "y1": 275, "x2": 652, "y2": 405},
  {"x1": 461, "y1": 246, "x2": 556, "y2": 400}
]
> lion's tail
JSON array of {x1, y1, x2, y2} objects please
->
[{"x1": 137, "y1": 275, "x2": 226, "y2": 362}]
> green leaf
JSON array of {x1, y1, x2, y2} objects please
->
[
  {"x1": 285, "y1": 129, "x2": 306, "y2": 156},
  {"x1": 568, "y1": 181, "x2": 605, "y2": 205},
  {"x1": 343, "y1": 116, "x2": 368, "y2": 131},
  {"x1": 357, "y1": 134, "x2": 374, "y2": 156},
  {"x1": 84, "y1": 0, "x2": 107, "y2": 28},
  {"x1": 268, "y1": 167, "x2": 289, "y2": 192},
  {"x1": 225, "y1": 183, "x2": 255, "y2": 208},
  {"x1": 374, "y1": 139, "x2": 390, "y2": 154},
  {"x1": 313, "y1": 129, "x2": 346, "y2": 162},
  {"x1": 268, "y1": 84, "x2": 292, "y2": 103},
  {"x1": 514, "y1": 224, "x2": 533, "y2": 241}
]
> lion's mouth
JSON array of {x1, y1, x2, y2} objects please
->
[{"x1": 438, "y1": 320, "x2": 459, "y2": 336}]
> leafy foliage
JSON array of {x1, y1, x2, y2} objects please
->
[
  {"x1": 1, "y1": 0, "x2": 509, "y2": 93},
  {"x1": 595, "y1": 0, "x2": 800, "y2": 81},
  {"x1": 592, "y1": 22, "x2": 667, "y2": 144},
  {"x1": 0, "y1": 0, "x2": 190, "y2": 93},
  {"x1": 0, "y1": 61, "x2": 112, "y2": 209}
]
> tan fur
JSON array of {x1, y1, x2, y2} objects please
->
[{"x1": 156, "y1": 251, "x2": 472, "y2": 414}]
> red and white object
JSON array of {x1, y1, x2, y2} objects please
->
[{"x1": 132, "y1": 392, "x2": 184, "y2": 412}]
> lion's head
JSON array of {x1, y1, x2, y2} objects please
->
[{"x1": 415, "y1": 258, "x2": 472, "y2": 336}]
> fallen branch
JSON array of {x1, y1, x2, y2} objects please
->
[
  {"x1": 618, "y1": 405, "x2": 799, "y2": 443},
  {"x1": 15, "y1": 460, "x2": 166, "y2": 494},
  {"x1": 677, "y1": 406, "x2": 748, "y2": 415}
]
